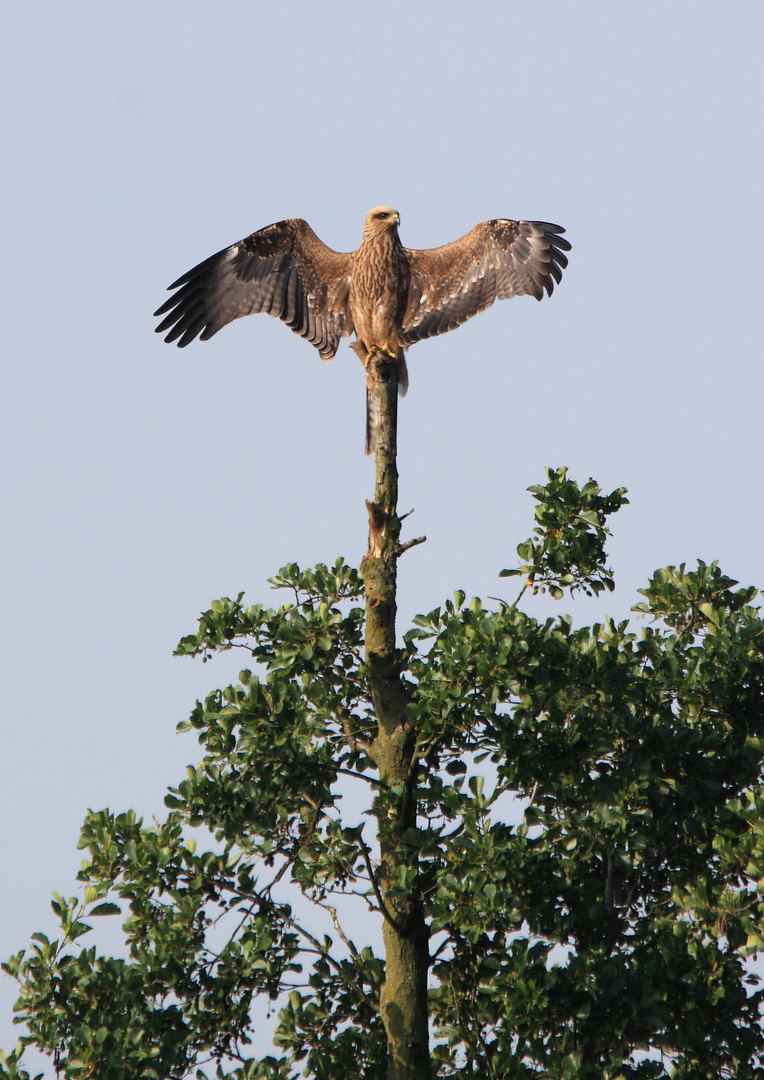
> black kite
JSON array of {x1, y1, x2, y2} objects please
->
[{"x1": 154, "y1": 207, "x2": 570, "y2": 452}]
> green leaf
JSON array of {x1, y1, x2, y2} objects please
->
[{"x1": 89, "y1": 903, "x2": 121, "y2": 917}]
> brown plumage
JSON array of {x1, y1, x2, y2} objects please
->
[{"x1": 154, "y1": 206, "x2": 570, "y2": 452}]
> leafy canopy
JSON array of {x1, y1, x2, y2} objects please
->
[{"x1": 4, "y1": 469, "x2": 764, "y2": 1080}]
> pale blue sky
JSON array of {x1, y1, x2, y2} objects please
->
[{"x1": 2, "y1": 2, "x2": 764, "y2": 1060}]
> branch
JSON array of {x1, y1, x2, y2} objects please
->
[
  {"x1": 605, "y1": 853, "x2": 615, "y2": 914},
  {"x1": 429, "y1": 936, "x2": 453, "y2": 962},
  {"x1": 254, "y1": 893, "x2": 380, "y2": 1011},
  {"x1": 396, "y1": 535, "x2": 427, "y2": 557},
  {"x1": 401, "y1": 741, "x2": 422, "y2": 834},
  {"x1": 512, "y1": 573, "x2": 535, "y2": 610},
  {"x1": 312, "y1": 899, "x2": 383, "y2": 998},
  {"x1": 319, "y1": 902, "x2": 358, "y2": 961},
  {"x1": 358, "y1": 833, "x2": 404, "y2": 934},
  {"x1": 485, "y1": 779, "x2": 514, "y2": 809},
  {"x1": 337, "y1": 706, "x2": 374, "y2": 755},
  {"x1": 335, "y1": 766, "x2": 379, "y2": 785},
  {"x1": 263, "y1": 856, "x2": 292, "y2": 896}
]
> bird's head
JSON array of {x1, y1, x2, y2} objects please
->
[{"x1": 363, "y1": 206, "x2": 401, "y2": 239}]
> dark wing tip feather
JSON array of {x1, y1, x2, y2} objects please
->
[
  {"x1": 153, "y1": 246, "x2": 236, "y2": 346},
  {"x1": 524, "y1": 222, "x2": 571, "y2": 299},
  {"x1": 154, "y1": 219, "x2": 351, "y2": 355}
]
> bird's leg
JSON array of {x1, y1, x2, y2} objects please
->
[
  {"x1": 350, "y1": 340, "x2": 397, "y2": 366},
  {"x1": 351, "y1": 341, "x2": 398, "y2": 390},
  {"x1": 364, "y1": 347, "x2": 398, "y2": 392},
  {"x1": 350, "y1": 342, "x2": 376, "y2": 391},
  {"x1": 368, "y1": 345, "x2": 398, "y2": 363}
]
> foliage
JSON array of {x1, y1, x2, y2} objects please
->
[
  {"x1": 499, "y1": 466, "x2": 628, "y2": 600},
  {"x1": 4, "y1": 472, "x2": 764, "y2": 1079}
]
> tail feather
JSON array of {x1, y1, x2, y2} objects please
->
[
  {"x1": 398, "y1": 354, "x2": 409, "y2": 397},
  {"x1": 365, "y1": 385, "x2": 380, "y2": 456}
]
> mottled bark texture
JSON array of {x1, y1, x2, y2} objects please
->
[{"x1": 361, "y1": 352, "x2": 431, "y2": 1080}]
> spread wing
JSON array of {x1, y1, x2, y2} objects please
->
[
  {"x1": 401, "y1": 220, "x2": 570, "y2": 345},
  {"x1": 154, "y1": 219, "x2": 353, "y2": 359}
]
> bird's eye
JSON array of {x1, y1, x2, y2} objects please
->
[{"x1": 375, "y1": 212, "x2": 388, "y2": 219}]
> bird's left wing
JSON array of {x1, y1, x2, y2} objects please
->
[
  {"x1": 401, "y1": 220, "x2": 570, "y2": 345},
  {"x1": 154, "y1": 218, "x2": 353, "y2": 359}
]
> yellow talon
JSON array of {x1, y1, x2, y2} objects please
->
[{"x1": 366, "y1": 345, "x2": 397, "y2": 364}]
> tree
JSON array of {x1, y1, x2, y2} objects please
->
[{"x1": 4, "y1": 355, "x2": 764, "y2": 1079}]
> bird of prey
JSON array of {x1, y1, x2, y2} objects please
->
[{"x1": 154, "y1": 207, "x2": 570, "y2": 453}]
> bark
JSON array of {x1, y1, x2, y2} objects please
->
[{"x1": 360, "y1": 352, "x2": 431, "y2": 1080}]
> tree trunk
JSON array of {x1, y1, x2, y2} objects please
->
[{"x1": 361, "y1": 352, "x2": 431, "y2": 1080}]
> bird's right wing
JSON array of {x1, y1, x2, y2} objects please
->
[
  {"x1": 401, "y1": 220, "x2": 570, "y2": 345},
  {"x1": 154, "y1": 219, "x2": 353, "y2": 359}
]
